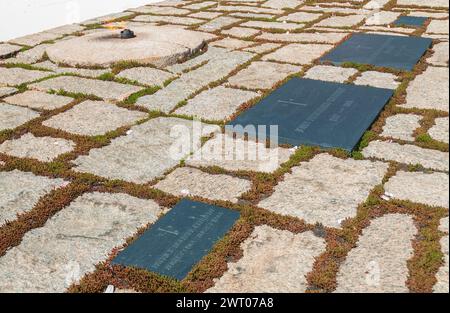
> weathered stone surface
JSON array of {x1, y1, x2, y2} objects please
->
[
  {"x1": 0, "y1": 67, "x2": 50, "y2": 86},
  {"x1": 73, "y1": 117, "x2": 218, "y2": 183},
  {"x1": 154, "y1": 167, "x2": 252, "y2": 203},
  {"x1": 211, "y1": 38, "x2": 256, "y2": 49},
  {"x1": 4, "y1": 91, "x2": 73, "y2": 110},
  {"x1": 227, "y1": 61, "x2": 301, "y2": 90},
  {"x1": 0, "y1": 44, "x2": 22, "y2": 58},
  {"x1": 186, "y1": 133, "x2": 293, "y2": 173},
  {"x1": 241, "y1": 20, "x2": 304, "y2": 31},
  {"x1": 259, "y1": 154, "x2": 388, "y2": 228},
  {"x1": 82, "y1": 12, "x2": 135, "y2": 25},
  {"x1": 428, "y1": 42, "x2": 449, "y2": 66},
  {"x1": 279, "y1": 12, "x2": 322, "y2": 23},
  {"x1": 409, "y1": 11, "x2": 448, "y2": 18},
  {"x1": 354, "y1": 71, "x2": 400, "y2": 89},
  {"x1": 316, "y1": 15, "x2": 365, "y2": 28},
  {"x1": 166, "y1": 46, "x2": 228, "y2": 74},
  {"x1": 210, "y1": 5, "x2": 283, "y2": 15},
  {"x1": 30, "y1": 76, "x2": 143, "y2": 101},
  {"x1": 0, "y1": 170, "x2": 66, "y2": 226},
  {"x1": 9, "y1": 32, "x2": 61, "y2": 47},
  {"x1": 117, "y1": 67, "x2": 176, "y2": 87},
  {"x1": 189, "y1": 11, "x2": 222, "y2": 19},
  {"x1": 0, "y1": 133, "x2": 75, "y2": 162},
  {"x1": 183, "y1": 1, "x2": 216, "y2": 10},
  {"x1": 0, "y1": 87, "x2": 17, "y2": 98},
  {"x1": 262, "y1": 43, "x2": 333, "y2": 65},
  {"x1": 0, "y1": 103, "x2": 39, "y2": 131},
  {"x1": 365, "y1": 11, "x2": 400, "y2": 25},
  {"x1": 256, "y1": 32, "x2": 349, "y2": 44},
  {"x1": 43, "y1": 100, "x2": 146, "y2": 136},
  {"x1": 45, "y1": 24, "x2": 85, "y2": 36},
  {"x1": 198, "y1": 16, "x2": 241, "y2": 32},
  {"x1": 380, "y1": 114, "x2": 421, "y2": 141},
  {"x1": 3, "y1": 44, "x2": 53, "y2": 64},
  {"x1": 133, "y1": 15, "x2": 204, "y2": 25},
  {"x1": 207, "y1": 226, "x2": 326, "y2": 292},
  {"x1": 301, "y1": 5, "x2": 370, "y2": 14},
  {"x1": 427, "y1": 20, "x2": 449, "y2": 34},
  {"x1": 434, "y1": 217, "x2": 449, "y2": 293},
  {"x1": 33, "y1": 61, "x2": 109, "y2": 78},
  {"x1": 174, "y1": 86, "x2": 259, "y2": 121},
  {"x1": 222, "y1": 27, "x2": 261, "y2": 38},
  {"x1": 243, "y1": 42, "x2": 282, "y2": 54},
  {"x1": 229, "y1": 12, "x2": 275, "y2": 20},
  {"x1": 45, "y1": 26, "x2": 215, "y2": 68},
  {"x1": 335, "y1": 214, "x2": 416, "y2": 293},
  {"x1": 0, "y1": 192, "x2": 161, "y2": 292},
  {"x1": 263, "y1": 0, "x2": 303, "y2": 9},
  {"x1": 304, "y1": 65, "x2": 357, "y2": 83},
  {"x1": 384, "y1": 171, "x2": 449, "y2": 208},
  {"x1": 403, "y1": 67, "x2": 449, "y2": 112},
  {"x1": 429, "y1": 117, "x2": 449, "y2": 144},
  {"x1": 397, "y1": 0, "x2": 448, "y2": 8},
  {"x1": 129, "y1": 6, "x2": 190, "y2": 15},
  {"x1": 362, "y1": 140, "x2": 449, "y2": 171}
]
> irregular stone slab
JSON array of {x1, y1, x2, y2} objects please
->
[
  {"x1": 154, "y1": 167, "x2": 251, "y2": 203},
  {"x1": 129, "y1": 6, "x2": 190, "y2": 15},
  {"x1": 365, "y1": 11, "x2": 400, "y2": 25},
  {"x1": 137, "y1": 50, "x2": 253, "y2": 112},
  {"x1": 174, "y1": 86, "x2": 259, "y2": 121},
  {"x1": 279, "y1": 12, "x2": 323, "y2": 23},
  {"x1": 3, "y1": 44, "x2": 53, "y2": 64},
  {"x1": 9, "y1": 31, "x2": 61, "y2": 47},
  {"x1": 82, "y1": 12, "x2": 135, "y2": 25},
  {"x1": 263, "y1": 0, "x2": 303, "y2": 9},
  {"x1": 259, "y1": 154, "x2": 388, "y2": 228},
  {"x1": 397, "y1": 0, "x2": 448, "y2": 8},
  {"x1": 46, "y1": 26, "x2": 215, "y2": 68},
  {"x1": 0, "y1": 103, "x2": 40, "y2": 131},
  {"x1": 434, "y1": 217, "x2": 449, "y2": 293},
  {"x1": 380, "y1": 114, "x2": 421, "y2": 141},
  {"x1": 354, "y1": 71, "x2": 400, "y2": 89},
  {"x1": 0, "y1": 192, "x2": 161, "y2": 292},
  {"x1": 4, "y1": 90, "x2": 73, "y2": 110},
  {"x1": 0, "y1": 87, "x2": 17, "y2": 98},
  {"x1": 207, "y1": 226, "x2": 326, "y2": 292},
  {"x1": 30, "y1": 76, "x2": 143, "y2": 101},
  {"x1": 428, "y1": 42, "x2": 449, "y2": 66},
  {"x1": 117, "y1": 67, "x2": 176, "y2": 87},
  {"x1": 429, "y1": 117, "x2": 449, "y2": 144},
  {"x1": 190, "y1": 11, "x2": 223, "y2": 19},
  {"x1": 304, "y1": 65, "x2": 357, "y2": 83},
  {"x1": 183, "y1": 1, "x2": 217, "y2": 10},
  {"x1": 0, "y1": 43, "x2": 22, "y2": 58},
  {"x1": 198, "y1": 16, "x2": 241, "y2": 32},
  {"x1": 408, "y1": 11, "x2": 448, "y2": 18},
  {"x1": 211, "y1": 38, "x2": 256, "y2": 49},
  {"x1": 362, "y1": 140, "x2": 449, "y2": 171},
  {"x1": 33, "y1": 61, "x2": 109, "y2": 78},
  {"x1": 262, "y1": 43, "x2": 333, "y2": 65},
  {"x1": 335, "y1": 214, "x2": 416, "y2": 292},
  {"x1": 45, "y1": 24, "x2": 85, "y2": 36},
  {"x1": 133, "y1": 15, "x2": 204, "y2": 25},
  {"x1": 241, "y1": 21, "x2": 304, "y2": 31},
  {"x1": 244, "y1": 42, "x2": 282, "y2": 54},
  {"x1": 227, "y1": 61, "x2": 301, "y2": 90},
  {"x1": 427, "y1": 20, "x2": 449, "y2": 34},
  {"x1": 222, "y1": 27, "x2": 261, "y2": 38},
  {"x1": 0, "y1": 133, "x2": 75, "y2": 162},
  {"x1": 73, "y1": 117, "x2": 218, "y2": 183},
  {"x1": 166, "y1": 46, "x2": 228, "y2": 74},
  {"x1": 316, "y1": 15, "x2": 366, "y2": 28},
  {"x1": 403, "y1": 67, "x2": 449, "y2": 112},
  {"x1": 230, "y1": 12, "x2": 275, "y2": 20},
  {"x1": 210, "y1": 5, "x2": 283, "y2": 15},
  {"x1": 186, "y1": 133, "x2": 293, "y2": 173},
  {"x1": 257, "y1": 32, "x2": 349, "y2": 44},
  {"x1": 301, "y1": 5, "x2": 370, "y2": 14},
  {"x1": 0, "y1": 67, "x2": 50, "y2": 86},
  {"x1": 384, "y1": 171, "x2": 449, "y2": 208},
  {"x1": 43, "y1": 100, "x2": 146, "y2": 136}
]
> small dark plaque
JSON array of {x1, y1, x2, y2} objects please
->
[
  {"x1": 320, "y1": 33, "x2": 432, "y2": 71},
  {"x1": 112, "y1": 199, "x2": 240, "y2": 280},
  {"x1": 394, "y1": 16, "x2": 428, "y2": 27},
  {"x1": 227, "y1": 77, "x2": 394, "y2": 151}
]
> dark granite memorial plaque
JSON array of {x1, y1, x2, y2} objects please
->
[
  {"x1": 112, "y1": 199, "x2": 240, "y2": 280},
  {"x1": 394, "y1": 16, "x2": 428, "y2": 27},
  {"x1": 227, "y1": 77, "x2": 394, "y2": 151},
  {"x1": 320, "y1": 33, "x2": 432, "y2": 71}
]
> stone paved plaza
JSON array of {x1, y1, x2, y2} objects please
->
[{"x1": 0, "y1": 0, "x2": 449, "y2": 293}]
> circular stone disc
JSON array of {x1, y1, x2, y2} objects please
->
[{"x1": 46, "y1": 25, "x2": 215, "y2": 68}]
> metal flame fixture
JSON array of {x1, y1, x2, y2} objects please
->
[{"x1": 120, "y1": 29, "x2": 136, "y2": 39}]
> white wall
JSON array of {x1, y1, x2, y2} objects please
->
[{"x1": 0, "y1": 0, "x2": 159, "y2": 42}]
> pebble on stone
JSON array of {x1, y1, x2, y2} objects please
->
[
  {"x1": 262, "y1": 43, "x2": 334, "y2": 65},
  {"x1": 227, "y1": 61, "x2": 301, "y2": 90},
  {"x1": 0, "y1": 103, "x2": 40, "y2": 131},
  {"x1": 0, "y1": 67, "x2": 51, "y2": 87},
  {"x1": 3, "y1": 90, "x2": 73, "y2": 110},
  {"x1": 116, "y1": 67, "x2": 176, "y2": 87},
  {"x1": 304, "y1": 65, "x2": 358, "y2": 83},
  {"x1": 42, "y1": 100, "x2": 146, "y2": 136},
  {"x1": 429, "y1": 117, "x2": 449, "y2": 144},
  {"x1": 207, "y1": 226, "x2": 326, "y2": 292},
  {"x1": 354, "y1": 71, "x2": 400, "y2": 90},
  {"x1": 174, "y1": 86, "x2": 259, "y2": 121},
  {"x1": 30, "y1": 76, "x2": 143, "y2": 101},
  {"x1": 335, "y1": 214, "x2": 417, "y2": 292},
  {"x1": 434, "y1": 217, "x2": 449, "y2": 293},
  {"x1": 0, "y1": 170, "x2": 66, "y2": 227},
  {"x1": 380, "y1": 114, "x2": 422, "y2": 141},
  {"x1": 154, "y1": 167, "x2": 252, "y2": 203},
  {"x1": 258, "y1": 154, "x2": 388, "y2": 228},
  {"x1": 316, "y1": 15, "x2": 366, "y2": 28},
  {"x1": 362, "y1": 140, "x2": 449, "y2": 171},
  {"x1": 0, "y1": 192, "x2": 161, "y2": 292},
  {"x1": 0, "y1": 133, "x2": 75, "y2": 162}
]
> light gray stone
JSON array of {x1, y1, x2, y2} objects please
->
[
  {"x1": 9, "y1": 32, "x2": 61, "y2": 47},
  {"x1": 229, "y1": 12, "x2": 275, "y2": 20},
  {"x1": 227, "y1": 61, "x2": 301, "y2": 90},
  {"x1": 33, "y1": 61, "x2": 110, "y2": 78},
  {"x1": 0, "y1": 103, "x2": 40, "y2": 131},
  {"x1": 427, "y1": 20, "x2": 449, "y2": 34},
  {"x1": 0, "y1": 192, "x2": 161, "y2": 292},
  {"x1": 45, "y1": 24, "x2": 85, "y2": 36},
  {"x1": 189, "y1": 11, "x2": 223, "y2": 19},
  {"x1": 73, "y1": 117, "x2": 219, "y2": 183},
  {"x1": 263, "y1": 0, "x2": 303, "y2": 9},
  {"x1": 316, "y1": 15, "x2": 366, "y2": 28},
  {"x1": 256, "y1": 32, "x2": 349, "y2": 44},
  {"x1": 384, "y1": 171, "x2": 449, "y2": 208},
  {"x1": 222, "y1": 27, "x2": 261, "y2": 38},
  {"x1": 279, "y1": 12, "x2": 323, "y2": 23},
  {"x1": 117, "y1": 67, "x2": 176, "y2": 87},
  {"x1": 3, "y1": 44, "x2": 53, "y2": 64},
  {"x1": 166, "y1": 46, "x2": 228, "y2": 74},
  {"x1": 434, "y1": 217, "x2": 449, "y2": 293},
  {"x1": 133, "y1": 15, "x2": 204, "y2": 25},
  {"x1": 362, "y1": 140, "x2": 449, "y2": 171},
  {"x1": 129, "y1": 6, "x2": 190, "y2": 15},
  {"x1": 429, "y1": 117, "x2": 449, "y2": 144},
  {"x1": 0, "y1": 87, "x2": 17, "y2": 98},
  {"x1": 0, "y1": 133, "x2": 75, "y2": 162},
  {"x1": 183, "y1": 1, "x2": 217, "y2": 10},
  {"x1": 43, "y1": 100, "x2": 146, "y2": 136},
  {"x1": 154, "y1": 167, "x2": 252, "y2": 203},
  {"x1": 0, "y1": 67, "x2": 50, "y2": 87},
  {"x1": 207, "y1": 227, "x2": 326, "y2": 292},
  {"x1": 243, "y1": 43, "x2": 282, "y2": 54},
  {"x1": 210, "y1": 5, "x2": 283, "y2": 15},
  {"x1": 240, "y1": 21, "x2": 304, "y2": 31},
  {"x1": 0, "y1": 43, "x2": 22, "y2": 58},
  {"x1": 408, "y1": 11, "x2": 448, "y2": 18},
  {"x1": 335, "y1": 214, "x2": 417, "y2": 293},
  {"x1": 174, "y1": 86, "x2": 259, "y2": 121},
  {"x1": 354, "y1": 71, "x2": 400, "y2": 89},
  {"x1": 30, "y1": 76, "x2": 143, "y2": 101},
  {"x1": 301, "y1": 5, "x2": 370, "y2": 14},
  {"x1": 304, "y1": 65, "x2": 357, "y2": 83},
  {"x1": 4, "y1": 91, "x2": 73, "y2": 110},
  {"x1": 198, "y1": 16, "x2": 241, "y2": 32},
  {"x1": 380, "y1": 114, "x2": 422, "y2": 141},
  {"x1": 0, "y1": 170, "x2": 66, "y2": 226},
  {"x1": 211, "y1": 38, "x2": 256, "y2": 49},
  {"x1": 259, "y1": 154, "x2": 388, "y2": 228},
  {"x1": 365, "y1": 11, "x2": 400, "y2": 25},
  {"x1": 428, "y1": 42, "x2": 449, "y2": 66},
  {"x1": 397, "y1": 0, "x2": 448, "y2": 8},
  {"x1": 403, "y1": 67, "x2": 449, "y2": 112}
]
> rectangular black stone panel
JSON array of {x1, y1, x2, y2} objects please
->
[
  {"x1": 394, "y1": 16, "x2": 428, "y2": 27},
  {"x1": 227, "y1": 77, "x2": 394, "y2": 152},
  {"x1": 112, "y1": 199, "x2": 240, "y2": 280},
  {"x1": 320, "y1": 33, "x2": 432, "y2": 71}
]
